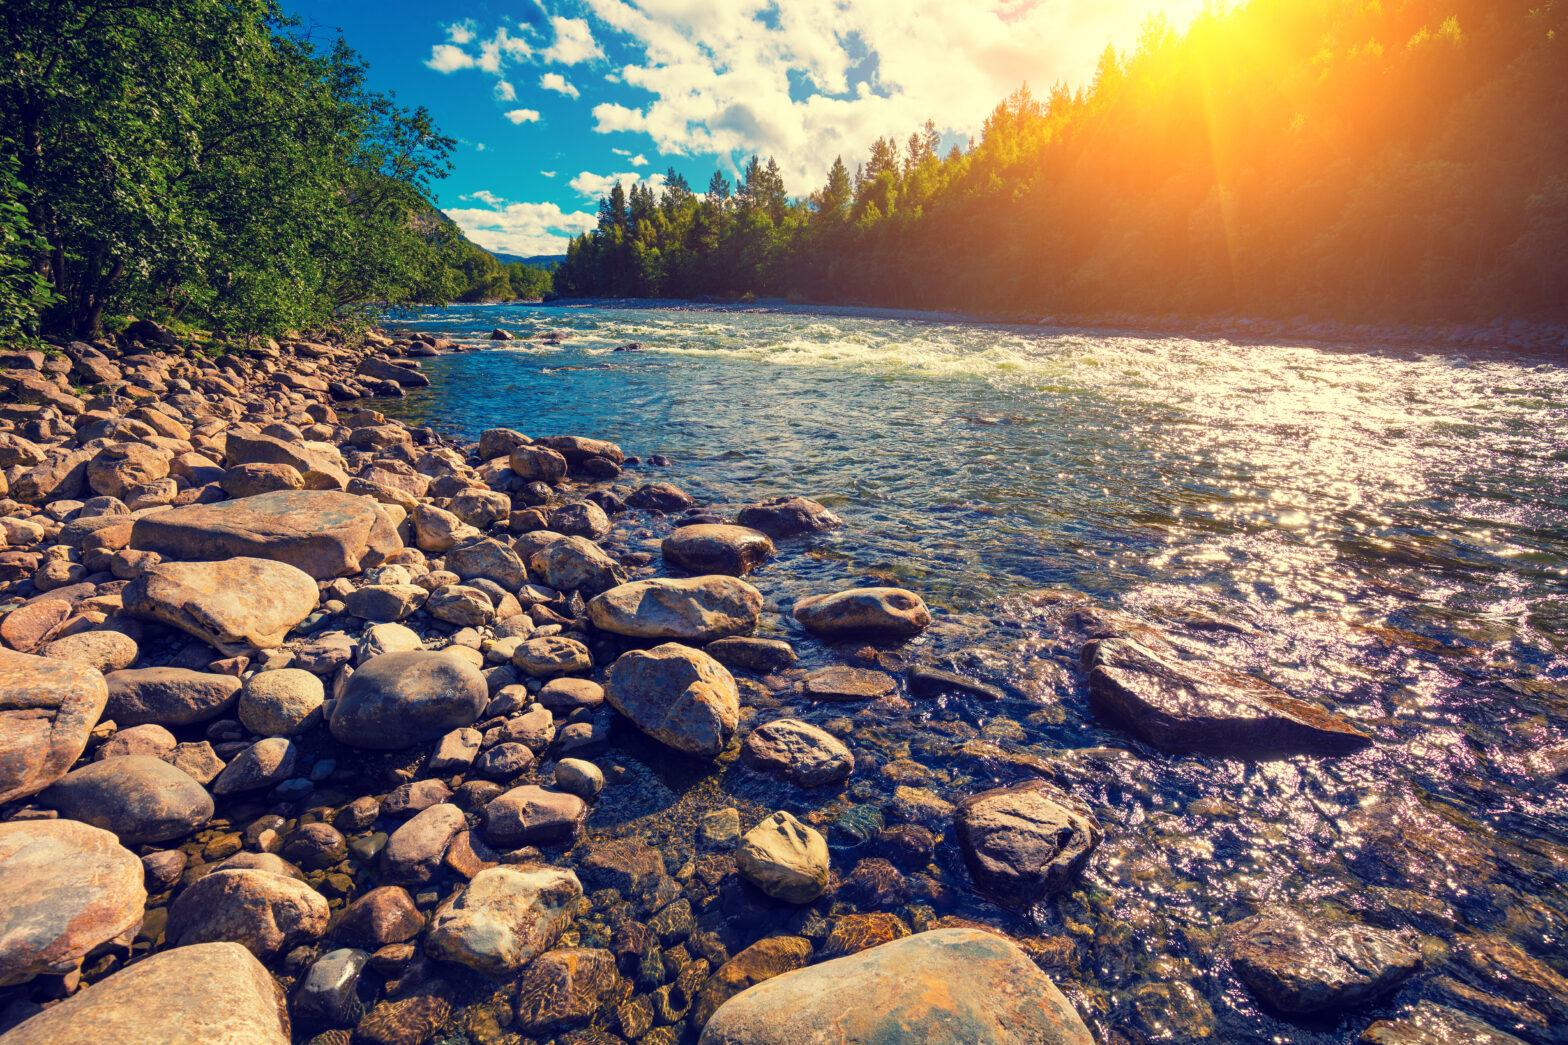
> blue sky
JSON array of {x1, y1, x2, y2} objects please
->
[{"x1": 286, "y1": 0, "x2": 1203, "y2": 257}]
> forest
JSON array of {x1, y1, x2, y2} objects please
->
[
  {"x1": 0, "y1": 0, "x2": 535, "y2": 343},
  {"x1": 555, "y1": 0, "x2": 1568, "y2": 321}
]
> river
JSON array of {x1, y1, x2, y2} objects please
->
[{"x1": 376, "y1": 301, "x2": 1568, "y2": 1043}]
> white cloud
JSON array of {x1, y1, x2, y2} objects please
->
[
  {"x1": 541, "y1": 170, "x2": 558, "y2": 178},
  {"x1": 425, "y1": 44, "x2": 475, "y2": 73},
  {"x1": 475, "y1": 142, "x2": 488, "y2": 151},
  {"x1": 505, "y1": 109, "x2": 542, "y2": 125},
  {"x1": 542, "y1": 17, "x2": 604, "y2": 65},
  {"x1": 446, "y1": 196, "x2": 599, "y2": 256},
  {"x1": 630, "y1": 153, "x2": 648, "y2": 167},
  {"x1": 591, "y1": 102, "x2": 645, "y2": 134},
  {"x1": 540, "y1": 72, "x2": 580, "y2": 99},
  {"x1": 460, "y1": 190, "x2": 507, "y2": 205},
  {"x1": 494, "y1": 80, "x2": 517, "y2": 101},
  {"x1": 446, "y1": 20, "x2": 476, "y2": 45},
  {"x1": 611, "y1": 147, "x2": 631, "y2": 156},
  {"x1": 569, "y1": 169, "x2": 667, "y2": 199}
]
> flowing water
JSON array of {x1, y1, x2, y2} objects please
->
[{"x1": 377, "y1": 302, "x2": 1568, "y2": 1043}]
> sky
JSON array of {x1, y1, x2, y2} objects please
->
[{"x1": 285, "y1": 0, "x2": 1206, "y2": 258}]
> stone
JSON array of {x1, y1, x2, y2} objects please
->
[
  {"x1": 94, "y1": 723, "x2": 176, "y2": 761},
  {"x1": 802, "y1": 665, "x2": 897, "y2": 701},
  {"x1": 411, "y1": 503, "x2": 476, "y2": 553},
  {"x1": 40, "y1": 755, "x2": 213, "y2": 844},
  {"x1": 170, "y1": 741, "x2": 225, "y2": 785},
  {"x1": 1, "y1": 599, "x2": 72, "y2": 652},
  {"x1": 1358, "y1": 1001, "x2": 1529, "y2": 1045},
  {"x1": 238, "y1": 668, "x2": 324, "y2": 736},
  {"x1": 663, "y1": 524, "x2": 775, "y2": 576},
  {"x1": 129, "y1": 489, "x2": 399, "y2": 579},
  {"x1": 575, "y1": 837, "x2": 664, "y2": 895},
  {"x1": 123, "y1": 557, "x2": 319, "y2": 654},
  {"x1": 908, "y1": 665, "x2": 1006, "y2": 701},
  {"x1": 294, "y1": 947, "x2": 369, "y2": 1024},
  {"x1": 382, "y1": 778, "x2": 454, "y2": 818},
  {"x1": 333, "y1": 887, "x2": 422, "y2": 949},
  {"x1": 535, "y1": 435, "x2": 624, "y2": 467},
  {"x1": 604, "y1": 643, "x2": 739, "y2": 757},
  {"x1": 478, "y1": 427, "x2": 529, "y2": 459},
  {"x1": 445, "y1": 538, "x2": 527, "y2": 589},
  {"x1": 0, "y1": 820, "x2": 146, "y2": 986},
  {"x1": 344, "y1": 584, "x2": 427, "y2": 621},
  {"x1": 735, "y1": 811, "x2": 829, "y2": 903},
  {"x1": 793, "y1": 587, "x2": 931, "y2": 638},
  {"x1": 330, "y1": 651, "x2": 487, "y2": 750},
  {"x1": 429, "y1": 727, "x2": 482, "y2": 773},
  {"x1": 451, "y1": 488, "x2": 511, "y2": 529},
  {"x1": 548, "y1": 501, "x2": 611, "y2": 539},
  {"x1": 353, "y1": 980, "x2": 450, "y2": 1045},
  {"x1": 698, "y1": 928, "x2": 1094, "y2": 1045},
  {"x1": 820, "y1": 912, "x2": 911, "y2": 959},
  {"x1": 588, "y1": 576, "x2": 762, "y2": 642},
  {"x1": 220, "y1": 462, "x2": 303, "y2": 498},
  {"x1": 626, "y1": 482, "x2": 693, "y2": 512},
  {"x1": 37, "y1": 630, "x2": 139, "y2": 674},
  {"x1": 425, "y1": 865, "x2": 582, "y2": 973},
  {"x1": 706, "y1": 636, "x2": 796, "y2": 674},
  {"x1": 554, "y1": 758, "x2": 604, "y2": 800},
  {"x1": 692, "y1": 936, "x2": 813, "y2": 1028},
  {"x1": 356, "y1": 355, "x2": 429, "y2": 387},
  {"x1": 538, "y1": 677, "x2": 604, "y2": 712},
  {"x1": 509, "y1": 445, "x2": 569, "y2": 484},
  {"x1": 1227, "y1": 910, "x2": 1423, "y2": 1014},
  {"x1": 699, "y1": 807, "x2": 741, "y2": 848},
  {"x1": 279, "y1": 822, "x2": 347, "y2": 870},
  {"x1": 87, "y1": 443, "x2": 168, "y2": 499},
  {"x1": 357, "y1": 622, "x2": 422, "y2": 661},
  {"x1": 166, "y1": 867, "x2": 328, "y2": 959},
  {"x1": 1084, "y1": 637, "x2": 1374, "y2": 757},
  {"x1": 512, "y1": 636, "x2": 592, "y2": 678},
  {"x1": 0, "y1": 941, "x2": 289, "y2": 1045},
  {"x1": 512, "y1": 947, "x2": 622, "y2": 1032},
  {"x1": 735, "y1": 496, "x2": 844, "y2": 537},
  {"x1": 0, "y1": 649, "x2": 108, "y2": 805},
  {"x1": 380, "y1": 803, "x2": 466, "y2": 884},
  {"x1": 526, "y1": 534, "x2": 627, "y2": 595},
  {"x1": 211, "y1": 737, "x2": 297, "y2": 794},
  {"x1": 473, "y1": 742, "x2": 535, "y2": 779},
  {"x1": 954, "y1": 781, "x2": 1102, "y2": 908},
  {"x1": 105, "y1": 667, "x2": 241, "y2": 726},
  {"x1": 484, "y1": 785, "x2": 588, "y2": 847},
  {"x1": 426, "y1": 584, "x2": 494, "y2": 627},
  {"x1": 742, "y1": 718, "x2": 854, "y2": 787}
]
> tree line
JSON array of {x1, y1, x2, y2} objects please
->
[
  {"x1": 0, "y1": 0, "x2": 534, "y2": 344},
  {"x1": 555, "y1": 0, "x2": 1567, "y2": 321}
]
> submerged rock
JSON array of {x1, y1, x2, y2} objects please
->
[
  {"x1": 0, "y1": 649, "x2": 108, "y2": 805},
  {"x1": 1227, "y1": 910, "x2": 1422, "y2": 1014},
  {"x1": 793, "y1": 587, "x2": 931, "y2": 638},
  {"x1": 692, "y1": 936, "x2": 814, "y2": 1028},
  {"x1": 742, "y1": 718, "x2": 853, "y2": 787},
  {"x1": 604, "y1": 643, "x2": 740, "y2": 757},
  {"x1": 512, "y1": 947, "x2": 623, "y2": 1032},
  {"x1": 426, "y1": 865, "x2": 582, "y2": 974},
  {"x1": 698, "y1": 928, "x2": 1094, "y2": 1045},
  {"x1": 1084, "y1": 637, "x2": 1372, "y2": 757},
  {"x1": 588, "y1": 576, "x2": 762, "y2": 642},
  {"x1": 123, "y1": 557, "x2": 319, "y2": 653},
  {"x1": 662, "y1": 523, "x2": 775, "y2": 575},
  {"x1": 955, "y1": 781, "x2": 1102, "y2": 909},
  {"x1": 1358, "y1": 1001, "x2": 1529, "y2": 1044}
]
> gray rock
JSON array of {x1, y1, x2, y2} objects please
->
[
  {"x1": 40, "y1": 755, "x2": 213, "y2": 845},
  {"x1": 294, "y1": 947, "x2": 369, "y2": 1023},
  {"x1": 104, "y1": 667, "x2": 241, "y2": 727},
  {"x1": 603, "y1": 643, "x2": 739, "y2": 757},
  {"x1": 330, "y1": 651, "x2": 488, "y2": 750},
  {"x1": 588, "y1": 576, "x2": 762, "y2": 642},
  {"x1": 426, "y1": 865, "x2": 582, "y2": 973},
  {"x1": 525, "y1": 534, "x2": 626, "y2": 595},
  {"x1": 429, "y1": 728, "x2": 482, "y2": 773},
  {"x1": 445, "y1": 538, "x2": 527, "y2": 590},
  {"x1": 426, "y1": 584, "x2": 495, "y2": 627},
  {"x1": 741, "y1": 718, "x2": 853, "y2": 787},
  {"x1": 1228, "y1": 910, "x2": 1422, "y2": 1014},
  {"x1": 955, "y1": 781, "x2": 1101, "y2": 908},
  {"x1": 735, "y1": 811, "x2": 829, "y2": 903},
  {"x1": 706, "y1": 636, "x2": 796, "y2": 674}
]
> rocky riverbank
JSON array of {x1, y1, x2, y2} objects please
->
[{"x1": 0, "y1": 323, "x2": 1559, "y2": 1045}]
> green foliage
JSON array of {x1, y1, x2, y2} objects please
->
[
  {"x1": 0, "y1": 152, "x2": 57, "y2": 342},
  {"x1": 559, "y1": 0, "x2": 1568, "y2": 320},
  {"x1": 1, "y1": 0, "x2": 457, "y2": 337}
]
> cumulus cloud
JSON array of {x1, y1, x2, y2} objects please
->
[
  {"x1": 446, "y1": 196, "x2": 599, "y2": 256},
  {"x1": 540, "y1": 72, "x2": 580, "y2": 98},
  {"x1": 505, "y1": 109, "x2": 542, "y2": 124},
  {"x1": 425, "y1": 44, "x2": 475, "y2": 73},
  {"x1": 541, "y1": 17, "x2": 604, "y2": 65},
  {"x1": 569, "y1": 169, "x2": 668, "y2": 199},
  {"x1": 630, "y1": 154, "x2": 648, "y2": 166}
]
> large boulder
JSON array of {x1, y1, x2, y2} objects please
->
[
  {"x1": 1084, "y1": 637, "x2": 1373, "y2": 757},
  {"x1": 1227, "y1": 910, "x2": 1422, "y2": 1015},
  {"x1": 426, "y1": 865, "x2": 582, "y2": 973},
  {"x1": 662, "y1": 523, "x2": 775, "y2": 576},
  {"x1": 123, "y1": 557, "x2": 319, "y2": 654},
  {"x1": 329, "y1": 651, "x2": 488, "y2": 750},
  {"x1": 0, "y1": 820, "x2": 146, "y2": 986},
  {"x1": 955, "y1": 781, "x2": 1102, "y2": 908},
  {"x1": 105, "y1": 667, "x2": 241, "y2": 727},
  {"x1": 526, "y1": 535, "x2": 627, "y2": 595},
  {"x1": 40, "y1": 755, "x2": 213, "y2": 844},
  {"x1": 734, "y1": 811, "x2": 829, "y2": 903},
  {"x1": 692, "y1": 936, "x2": 815, "y2": 1028},
  {"x1": 166, "y1": 868, "x2": 328, "y2": 960},
  {"x1": 735, "y1": 495, "x2": 844, "y2": 537},
  {"x1": 445, "y1": 538, "x2": 527, "y2": 589},
  {"x1": 588, "y1": 576, "x2": 761, "y2": 642},
  {"x1": 0, "y1": 942, "x2": 290, "y2": 1045},
  {"x1": 603, "y1": 643, "x2": 739, "y2": 757},
  {"x1": 698, "y1": 929, "x2": 1094, "y2": 1045},
  {"x1": 129, "y1": 489, "x2": 400, "y2": 579},
  {"x1": 793, "y1": 587, "x2": 931, "y2": 638},
  {"x1": 87, "y1": 443, "x2": 168, "y2": 499},
  {"x1": 0, "y1": 649, "x2": 108, "y2": 805},
  {"x1": 741, "y1": 718, "x2": 853, "y2": 787}
]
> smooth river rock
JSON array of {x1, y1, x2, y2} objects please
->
[
  {"x1": 735, "y1": 495, "x2": 844, "y2": 537},
  {"x1": 735, "y1": 810, "x2": 830, "y2": 903},
  {"x1": 603, "y1": 643, "x2": 739, "y2": 757},
  {"x1": 588, "y1": 576, "x2": 762, "y2": 642},
  {"x1": 425, "y1": 865, "x2": 582, "y2": 973},
  {"x1": 105, "y1": 667, "x2": 242, "y2": 726},
  {"x1": 1227, "y1": 909, "x2": 1423, "y2": 1014},
  {"x1": 741, "y1": 718, "x2": 853, "y2": 787},
  {"x1": 329, "y1": 651, "x2": 488, "y2": 749},
  {"x1": 525, "y1": 534, "x2": 627, "y2": 595},
  {"x1": 483, "y1": 785, "x2": 588, "y2": 847},
  {"x1": 40, "y1": 755, "x2": 213, "y2": 844},
  {"x1": 0, "y1": 820, "x2": 146, "y2": 985},
  {"x1": 0, "y1": 941, "x2": 289, "y2": 1045},
  {"x1": 698, "y1": 928, "x2": 1095, "y2": 1045},
  {"x1": 1084, "y1": 636, "x2": 1373, "y2": 757},
  {"x1": 166, "y1": 867, "x2": 329, "y2": 959},
  {"x1": 955, "y1": 780, "x2": 1102, "y2": 908},
  {"x1": 123, "y1": 557, "x2": 319, "y2": 653},
  {"x1": 0, "y1": 649, "x2": 108, "y2": 805},
  {"x1": 793, "y1": 587, "x2": 931, "y2": 638},
  {"x1": 128, "y1": 488, "x2": 400, "y2": 579},
  {"x1": 662, "y1": 524, "x2": 776, "y2": 575}
]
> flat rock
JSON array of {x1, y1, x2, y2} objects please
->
[
  {"x1": 211, "y1": 737, "x2": 297, "y2": 794},
  {"x1": 0, "y1": 941, "x2": 289, "y2": 1045},
  {"x1": 735, "y1": 496, "x2": 844, "y2": 537},
  {"x1": 426, "y1": 865, "x2": 582, "y2": 974},
  {"x1": 166, "y1": 867, "x2": 329, "y2": 959},
  {"x1": 588, "y1": 576, "x2": 761, "y2": 642},
  {"x1": 380, "y1": 803, "x2": 467, "y2": 884},
  {"x1": 1084, "y1": 637, "x2": 1373, "y2": 757},
  {"x1": 604, "y1": 643, "x2": 739, "y2": 757},
  {"x1": 802, "y1": 665, "x2": 896, "y2": 701},
  {"x1": 37, "y1": 630, "x2": 139, "y2": 674},
  {"x1": 330, "y1": 651, "x2": 487, "y2": 749},
  {"x1": 706, "y1": 635, "x2": 796, "y2": 674},
  {"x1": 105, "y1": 667, "x2": 241, "y2": 726},
  {"x1": 1228, "y1": 910, "x2": 1422, "y2": 1014},
  {"x1": 692, "y1": 936, "x2": 814, "y2": 1028},
  {"x1": 0, "y1": 649, "x2": 108, "y2": 804},
  {"x1": 1359, "y1": 1001, "x2": 1529, "y2": 1044},
  {"x1": 955, "y1": 781, "x2": 1102, "y2": 908},
  {"x1": 793, "y1": 587, "x2": 931, "y2": 638},
  {"x1": 484, "y1": 785, "x2": 588, "y2": 847},
  {"x1": 662, "y1": 523, "x2": 775, "y2": 576},
  {"x1": 40, "y1": 755, "x2": 213, "y2": 844},
  {"x1": 0, "y1": 820, "x2": 146, "y2": 985},
  {"x1": 698, "y1": 928, "x2": 1094, "y2": 1045},
  {"x1": 129, "y1": 489, "x2": 400, "y2": 579},
  {"x1": 123, "y1": 557, "x2": 319, "y2": 654},
  {"x1": 742, "y1": 718, "x2": 853, "y2": 787},
  {"x1": 735, "y1": 810, "x2": 829, "y2": 903},
  {"x1": 1, "y1": 599, "x2": 72, "y2": 652}
]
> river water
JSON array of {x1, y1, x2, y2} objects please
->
[{"x1": 378, "y1": 302, "x2": 1568, "y2": 1043}]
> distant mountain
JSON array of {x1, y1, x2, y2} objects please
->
[{"x1": 490, "y1": 252, "x2": 566, "y2": 267}]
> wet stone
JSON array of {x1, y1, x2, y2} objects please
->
[
  {"x1": 735, "y1": 811, "x2": 830, "y2": 903},
  {"x1": 333, "y1": 887, "x2": 423, "y2": 950},
  {"x1": 166, "y1": 867, "x2": 329, "y2": 960},
  {"x1": 512, "y1": 947, "x2": 623, "y2": 1033},
  {"x1": 426, "y1": 865, "x2": 582, "y2": 974},
  {"x1": 1227, "y1": 909, "x2": 1423, "y2": 1015},
  {"x1": 793, "y1": 587, "x2": 931, "y2": 639},
  {"x1": 819, "y1": 912, "x2": 911, "y2": 960},
  {"x1": 802, "y1": 665, "x2": 897, "y2": 701},
  {"x1": 742, "y1": 717, "x2": 854, "y2": 786},
  {"x1": 1358, "y1": 1001, "x2": 1530, "y2": 1045},
  {"x1": 955, "y1": 781, "x2": 1102, "y2": 909},
  {"x1": 485, "y1": 786, "x2": 588, "y2": 847},
  {"x1": 661, "y1": 524, "x2": 775, "y2": 576}
]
